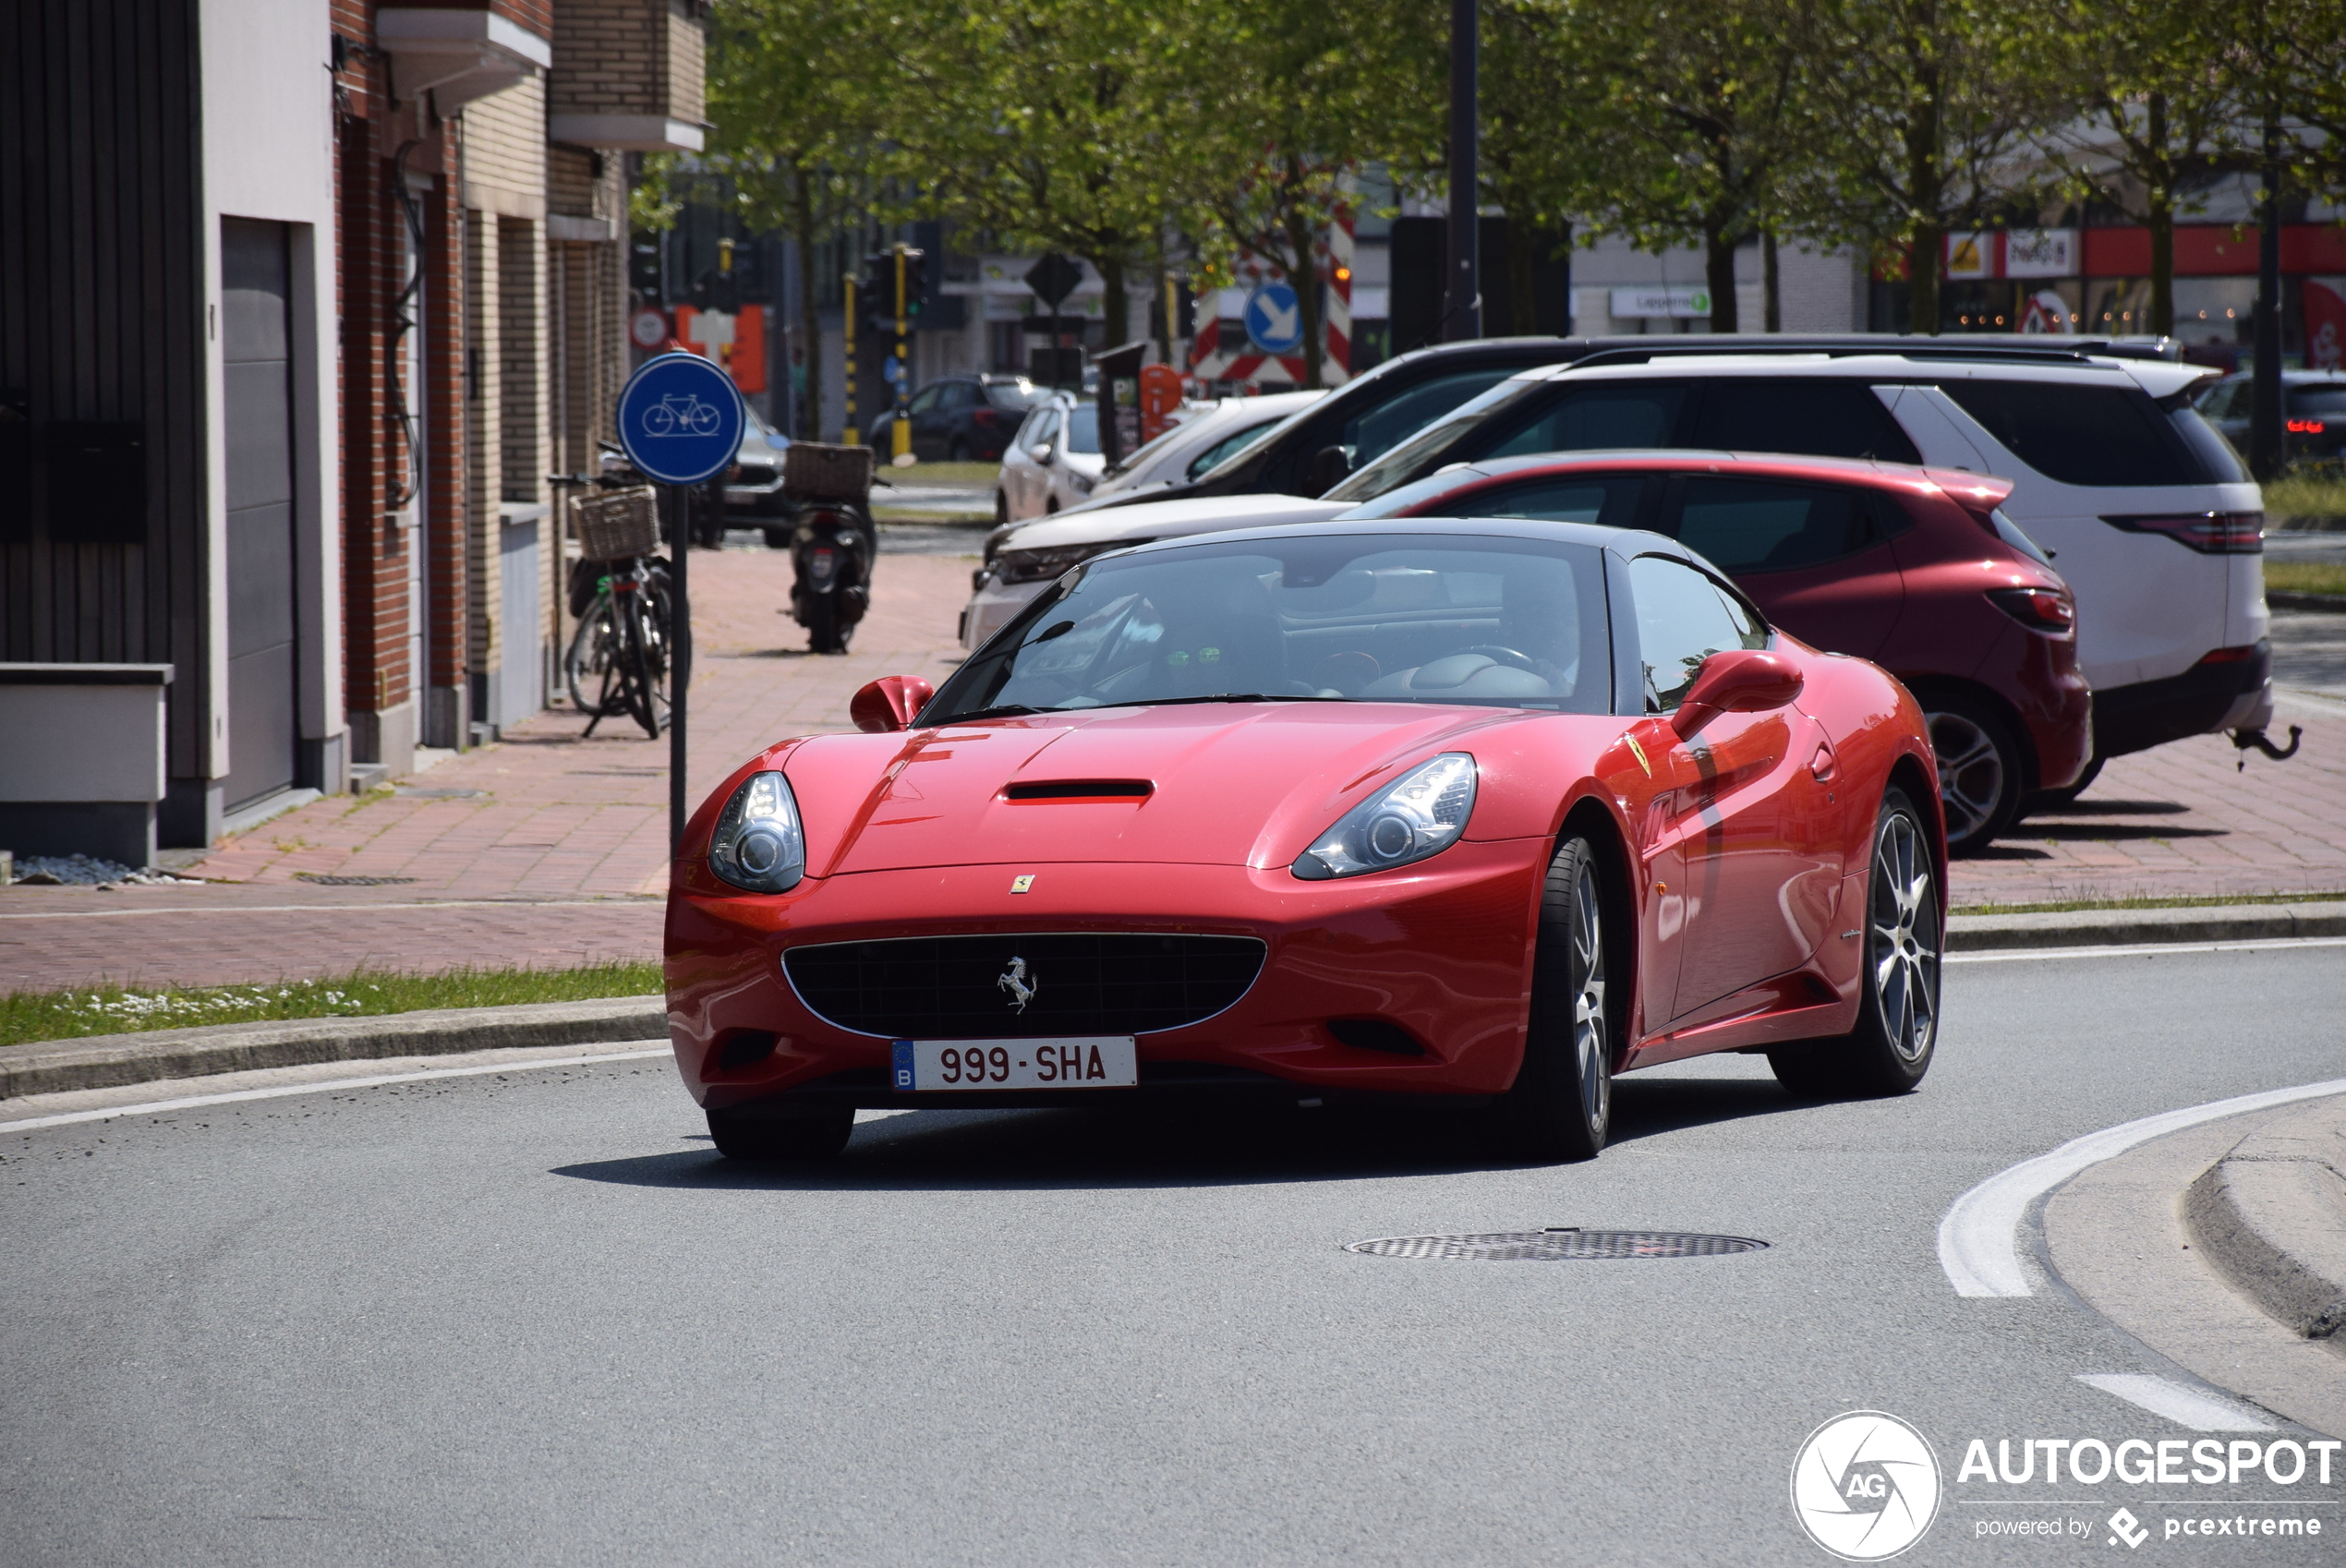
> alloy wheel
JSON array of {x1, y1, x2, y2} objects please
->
[
  {"x1": 1926, "y1": 709, "x2": 2004, "y2": 844},
  {"x1": 1570, "y1": 861, "x2": 1610, "y2": 1128},
  {"x1": 1868, "y1": 812, "x2": 1940, "y2": 1063}
]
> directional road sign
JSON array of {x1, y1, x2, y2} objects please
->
[
  {"x1": 616, "y1": 351, "x2": 745, "y2": 486},
  {"x1": 1244, "y1": 281, "x2": 1304, "y2": 355}
]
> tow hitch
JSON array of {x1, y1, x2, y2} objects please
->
[{"x1": 2230, "y1": 725, "x2": 2304, "y2": 768}]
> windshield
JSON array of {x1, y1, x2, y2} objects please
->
[
  {"x1": 924, "y1": 533, "x2": 1614, "y2": 718},
  {"x1": 986, "y1": 380, "x2": 1049, "y2": 411},
  {"x1": 1324, "y1": 376, "x2": 1554, "y2": 501},
  {"x1": 1063, "y1": 404, "x2": 1102, "y2": 454},
  {"x1": 1185, "y1": 418, "x2": 1284, "y2": 479}
]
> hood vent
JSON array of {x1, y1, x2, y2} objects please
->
[{"x1": 1001, "y1": 778, "x2": 1154, "y2": 802}]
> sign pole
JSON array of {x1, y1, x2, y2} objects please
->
[{"x1": 668, "y1": 484, "x2": 690, "y2": 853}]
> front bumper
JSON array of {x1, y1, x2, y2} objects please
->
[
  {"x1": 2093, "y1": 641, "x2": 2274, "y2": 758},
  {"x1": 665, "y1": 847, "x2": 1549, "y2": 1114}
]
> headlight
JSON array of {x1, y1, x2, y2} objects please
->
[
  {"x1": 707, "y1": 770, "x2": 805, "y2": 892},
  {"x1": 995, "y1": 538, "x2": 1148, "y2": 585},
  {"x1": 1290, "y1": 753, "x2": 1477, "y2": 880}
]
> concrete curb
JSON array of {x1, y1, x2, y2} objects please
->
[
  {"x1": 1945, "y1": 900, "x2": 2346, "y2": 952},
  {"x1": 0, "y1": 995, "x2": 666, "y2": 1101},
  {"x1": 2185, "y1": 1094, "x2": 2346, "y2": 1342}
]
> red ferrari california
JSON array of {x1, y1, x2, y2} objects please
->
[{"x1": 665, "y1": 520, "x2": 1947, "y2": 1164}]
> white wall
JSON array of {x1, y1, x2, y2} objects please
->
[{"x1": 199, "y1": 0, "x2": 343, "y2": 781}]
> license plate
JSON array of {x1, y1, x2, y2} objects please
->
[{"x1": 889, "y1": 1037, "x2": 1137, "y2": 1092}]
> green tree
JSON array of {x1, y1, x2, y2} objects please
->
[{"x1": 1795, "y1": 0, "x2": 2068, "y2": 334}]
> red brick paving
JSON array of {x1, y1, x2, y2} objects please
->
[{"x1": 4, "y1": 548, "x2": 2341, "y2": 991}]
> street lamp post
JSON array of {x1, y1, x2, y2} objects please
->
[
  {"x1": 2249, "y1": 111, "x2": 2285, "y2": 482},
  {"x1": 1445, "y1": 0, "x2": 1480, "y2": 343}
]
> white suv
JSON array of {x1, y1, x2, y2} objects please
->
[{"x1": 1327, "y1": 346, "x2": 2274, "y2": 790}]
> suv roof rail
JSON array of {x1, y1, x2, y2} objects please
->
[{"x1": 1554, "y1": 332, "x2": 2183, "y2": 372}]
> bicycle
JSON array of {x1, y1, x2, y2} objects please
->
[{"x1": 554, "y1": 476, "x2": 671, "y2": 740}]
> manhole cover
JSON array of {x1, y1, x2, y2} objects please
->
[
  {"x1": 1345, "y1": 1229, "x2": 1769, "y2": 1260},
  {"x1": 294, "y1": 873, "x2": 419, "y2": 886}
]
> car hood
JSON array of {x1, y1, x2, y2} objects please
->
[
  {"x1": 782, "y1": 702, "x2": 1542, "y2": 875},
  {"x1": 998, "y1": 493, "x2": 1348, "y2": 553}
]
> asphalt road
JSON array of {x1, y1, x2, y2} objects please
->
[{"x1": 5, "y1": 944, "x2": 2344, "y2": 1566}]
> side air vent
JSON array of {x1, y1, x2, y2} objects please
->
[
  {"x1": 1001, "y1": 779, "x2": 1154, "y2": 802},
  {"x1": 1327, "y1": 1019, "x2": 1426, "y2": 1055}
]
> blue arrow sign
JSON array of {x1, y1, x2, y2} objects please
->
[
  {"x1": 617, "y1": 351, "x2": 745, "y2": 486},
  {"x1": 1243, "y1": 281, "x2": 1304, "y2": 356}
]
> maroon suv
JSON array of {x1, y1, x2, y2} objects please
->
[{"x1": 1345, "y1": 452, "x2": 2092, "y2": 853}]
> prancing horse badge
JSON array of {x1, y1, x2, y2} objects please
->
[{"x1": 1010, "y1": 874, "x2": 1034, "y2": 893}]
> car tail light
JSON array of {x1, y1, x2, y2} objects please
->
[
  {"x1": 2101, "y1": 511, "x2": 2263, "y2": 553},
  {"x1": 973, "y1": 408, "x2": 1002, "y2": 428},
  {"x1": 1985, "y1": 586, "x2": 2074, "y2": 636},
  {"x1": 2196, "y1": 644, "x2": 2258, "y2": 665},
  {"x1": 2287, "y1": 418, "x2": 2326, "y2": 434}
]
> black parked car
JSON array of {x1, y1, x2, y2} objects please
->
[
  {"x1": 2199, "y1": 369, "x2": 2346, "y2": 467},
  {"x1": 865, "y1": 374, "x2": 1051, "y2": 462}
]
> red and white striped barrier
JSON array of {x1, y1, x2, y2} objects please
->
[{"x1": 1186, "y1": 191, "x2": 1356, "y2": 390}]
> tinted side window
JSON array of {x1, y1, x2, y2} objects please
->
[
  {"x1": 1629, "y1": 554, "x2": 1768, "y2": 712},
  {"x1": 1446, "y1": 474, "x2": 1648, "y2": 525},
  {"x1": 1338, "y1": 367, "x2": 1518, "y2": 467},
  {"x1": 1691, "y1": 379, "x2": 1921, "y2": 463},
  {"x1": 1941, "y1": 380, "x2": 2195, "y2": 487},
  {"x1": 1187, "y1": 420, "x2": 1281, "y2": 479},
  {"x1": 1484, "y1": 382, "x2": 1691, "y2": 459},
  {"x1": 1664, "y1": 477, "x2": 1892, "y2": 574},
  {"x1": 908, "y1": 386, "x2": 944, "y2": 415},
  {"x1": 2164, "y1": 399, "x2": 2247, "y2": 483}
]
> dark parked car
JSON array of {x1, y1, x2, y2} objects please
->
[
  {"x1": 865, "y1": 375, "x2": 1051, "y2": 463},
  {"x1": 2198, "y1": 369, "x2": 2346, "y2": 467},
  {"x1": 1347, "y1": 451, "x2": 2093, "y2": 854}
]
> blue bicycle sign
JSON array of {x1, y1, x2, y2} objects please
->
[{"x1": 617, "y1": 353, "x2": 744, "y2": 485}]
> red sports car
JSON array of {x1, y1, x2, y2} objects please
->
[{"x1": 665, "y1": 520, "x2": 1947, "y2": 1164}]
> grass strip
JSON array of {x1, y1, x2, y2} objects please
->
[
  {"x1": 2264, "y1": 471, "x2": 2346, "y2": 520},
  {"x1": 2267, "y1": 561, "x2": 2346, "y2": 597},
  {"x1": 1, "y1": 961, "x2": 664, "y2": 1048},
  {"x1": 1951, "y1": 889, "x2": 2346, "y2": 917}
]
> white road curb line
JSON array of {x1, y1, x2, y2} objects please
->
[
  {"x1": 1937, "y1": 1078, "x2": 2346, "y2": 1298},
  {"x1": 1947, "y1": 936, "x2": 2346, "y2": 964},
  {"x1": 2075, "y1": 1373, "x2": 2279, "y2": 1432},
  {"x1": 0, "y1": 1046, "x2": 674, "y2": 1133}
]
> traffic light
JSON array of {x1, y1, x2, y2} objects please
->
[
  {"x1": 898, "y1": 247, "x2": 927, "y2": 325},
  {"x1": 859, "y1": 252, "x2": 894, "y2": 335}
]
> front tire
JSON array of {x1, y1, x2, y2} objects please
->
[
  {"x1": 1769, "y1": 789, "x2": 1941, "y2": 1100},
  {"x1": 1923, "y1": 692, "x2": 2023, "y2": 855},
  {"x1": 1489, "y1": 834, "x2": 1615, "y2": 1163},
  {"x1": 707, "y1": 1102, "x2": 854, "y2": 1162},
  {"x1": 804, "y1": 590, "x2": 845, "y2": 655}
]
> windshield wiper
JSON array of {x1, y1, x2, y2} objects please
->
[{"x1": 937, "y1": 704, "x2": 1048, "y2": 722}]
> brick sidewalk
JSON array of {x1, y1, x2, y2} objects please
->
[{"x1": 5, "y1": 552, "x2": 2342, "y2": 990}]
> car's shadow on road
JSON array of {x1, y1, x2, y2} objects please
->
[{"x1": 550, "y1": 1071, "x2": 1802, "y2": 1192}]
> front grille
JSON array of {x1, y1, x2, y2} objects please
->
[{"x1": 783, "y1": 933, "x2": 1265, "y2": 1039}]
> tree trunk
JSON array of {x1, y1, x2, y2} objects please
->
[
  {"x1": 2146, "y1": 92, "x2": 2174, "y2": 336},
  {"x1": 1506, "y1": 216, "x2": 1536, "y2": 335},
  {"x1": 1906, "y1": 68, "x2": 1945, "y2": 336},
  {"x1": 791, "y1": 165, "x2": 824, "y2": 440},
  {"x1": 1095, "y1": 252, "x2": 1129, "y2": 360},
  {"x1": 1705, "y1": 223, "x2": 1740, "y2": 332},
  {"x1": 1763, "y1": 228, "x2": 1781, "y2": 332},
  {"x1": 1285, "y1": 202, "x2": 1326, "y2": 390}
]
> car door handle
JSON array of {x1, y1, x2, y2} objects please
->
[{"x1": 1809, "y1": 745, "x2": 1836, "y2": 782}]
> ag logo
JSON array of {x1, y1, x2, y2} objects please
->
[{"x1": 1790, "y1": 1411, "x2": 1941, "y2": 1561}]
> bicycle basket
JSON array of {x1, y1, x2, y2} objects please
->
[
  {"x1": 573, "y1": 487, "x2": 659, "y2": 561},
  {"x1": 782, "y1": 442, "x2": 876, "y2": 503}
]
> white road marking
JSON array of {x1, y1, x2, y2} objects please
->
[
  {"x1": 1948, "y1": 935, "x2": 2346, "y2": 964},
  {"x1": 0, "y1": 1047, "x2": 674, "y2": 1133},
  {"x1": 1936, "y1": 1077, "x2": 2346, "y2": 1297},
  {"x1": 2075, "y1": 1373, "x2": 2278, "y2": 1431}
]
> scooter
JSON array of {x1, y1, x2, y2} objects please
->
[{"x1": 781, "y1": 442, "x2": 880, "y2": 655}]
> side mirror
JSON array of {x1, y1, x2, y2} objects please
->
[
  {"x1": 1309, "y1": 444, "x2": 1352, "y2": 493},
  {"x1": 851, "y1": 675, "x2": 937, "y2": 733},
  {"x1": 1669, "y1": 649, "x2": 1802, "y2": 740},
  {"x1": 1029, "y1": 442, "x2": 1054, "y2": 464}
]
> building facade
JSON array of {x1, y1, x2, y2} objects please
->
[{"x1": 0, "y1": 0, "x2": 703, "y2": 866}]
